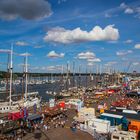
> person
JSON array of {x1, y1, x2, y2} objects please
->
[
  {"x1": 34, "y1": 128, "x2": 42, "y2": 140},
  {"x1": 44, "y1": 124, "x2": 48, "y2": 131}
]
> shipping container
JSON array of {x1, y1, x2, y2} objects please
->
[{"x1": 100, "y1": 113, "x2": 128, "y2": 130}]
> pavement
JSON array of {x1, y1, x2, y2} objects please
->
[{"x1": 23, "y1": 109, "x2": 94, "y2": 140}]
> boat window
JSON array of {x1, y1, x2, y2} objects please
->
[
  {"x1": 0, "y1": 108, "x2": 2, "y2": 110},
  {"x1": 7, "y1": 107, "x2": 8, "y2": 109},
  {"x1": 3, "y1": 108, "x2": 5, "y2": 110},
  {"x1": 112, "y1": 136, "x2": 119, "y2": 140}
]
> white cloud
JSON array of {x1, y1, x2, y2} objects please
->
[
  {"x1": 105, "y1": 13, "x2": 112, "y2": 18},
  {"x1": 19, "y1": 52, "x2": 31, "y2": 56},
  {"x1": 120, "y1": 2, "x2": 140, "y2": 19},
  {"x1": 87, "y1": 58, "x2": 101, "y2": 62},
  {"x1": 44, "y1": 25, "x2": 119, "y2": 44},
  {"x1": 47, "y1": 65, "x2": 62, "y2": 71},
  {"x1": 116, "y1": 50, "x2": 133, "y2": 56},
  {"x1": 120, "y1": 3, "x2": 127, "y2": 9},
  {"x1": 77, "y1": 51, "x2": 95, "y2": 60},
  {"x1": 132, "y1": 62, "x2": 139, "y2": 66},
  {"x1": 47, "y1": 51, "x2": 65, "y2": 58},
  {"x1": 87, "y1": 62, "x2": 94, "y2": 66},
  {"x1": 16, "y1": 41, "x2": 28, "y2": 46},
  {"x1": 124, "y1": 39, "x2": 133, "y2": 44},
  {"x1": 0, "y1": 49, "x2": 11, "y2": 53},
  {"x1": 124, "y1": 8, "x2": 134, "y2": 14},
  {"x1": 0, "y1": 0, "x2": 52, "y2": 20},
  {"x1": 105, "y1": 61, "x2": 117, "y2": 66},
  {"x1": 135, "y1": 44, "x2": 140, "y2": 49}
]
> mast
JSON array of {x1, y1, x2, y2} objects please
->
[
  {"x1": 25, "y1": 53, "x2": 28, "y2": 100},
  {"x1": 6, "y1": 54, "x2": 10, "y2": 97},
  {"x1": 22, "y1": 57, "x2": 26, "y2": 98},
  {"x1": 66, "y1": 61, "x2": 69, "y2": 91},
  {"x1": 78, "y1": 64, "x2": 81, "y2": 88},
  {"x1": 72, "y1": 61, "x2": 75, "y2": 87},
  {"x1": 9, "y1": 44, "x2": 13, "y2": 107}
]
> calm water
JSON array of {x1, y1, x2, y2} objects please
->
[{"x1": 0, "y1": 75, "x2": 105, "y2": 101}]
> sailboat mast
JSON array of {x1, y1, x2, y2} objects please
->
[
  {"x1": 25, "y1": 54, "x2": 28, "y2": 100},
  {"x1": 9, "y1": 44, "x2": 13, "y2": 107}
]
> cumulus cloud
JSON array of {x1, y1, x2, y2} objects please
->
[
  {"x1": 47, "y1": 51, "x2": 65, "y2": 58},
  {"x1": 0, "y1": 0, "x2": 52, "y2": 20},
  {"x1": 87, "y1": 58, "x2": 101, "y2": 62},
  {"x1": 44, "y1": 25, "x2": 119, "y2": 44},
  {"x1": 77, "y1": 51, "x2": 101, "y2": 64},
  {"x1": 16, "y1": 41, "x2": 28, "y2": 46},
  {"x1": 124, "y1": 8, "x2": 134, "y2": 14},
  {"x1": 116, "y1": 50, "x2": 133, "y2": 56},
  {"x1": 124, "y1": 39, "x2": 133, "y2": 44},
  {"x1": 120, "y1": 2, "x2": 140, "y2": 18},
  {"x1": 135, "y1": 44, "x2": 140, "y2": 49},
  {"x1": 77, "y1": 51, "x2": 95, "y2": 60}
]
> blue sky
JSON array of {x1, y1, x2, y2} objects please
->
[{"x1": 0, "y1": 0, "x2": 140, "y2": 73}]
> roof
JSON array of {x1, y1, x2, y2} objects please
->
[
  {"x1": 73, "y1": 116, "x2": 85, "y2": 122},
  {"x1": 101, "y1": 113, "x2": 123, "y2": 119},
  {"x1": 27, "y1": 114, "x2": 42, "y2": 121},
  {"x1": 105, "y1": 110, "x2": 140, "y2": 121},
  {"x1": 89, "y1": 118, "x2": 110, "y2": 124}
]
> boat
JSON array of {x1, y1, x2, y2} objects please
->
[
  {"x1": 0, "y1": 47, "x2": 41, "y2": 113},
  {"x1": 20, "y1": 53, "x2": 41, "y2": 108},
  {"x1": 0, "y1": 84, "x2": 7, "y2": 94}
]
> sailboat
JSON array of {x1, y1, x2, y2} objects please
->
[
  {"x1": 0, "y1": 45, "x2": 19, "y2": 113},
  {"x1": 0, "y1": 47, "x2": 41, "y2": 113},
  {"x1": 22, "y1": 53, "x2": 41, "y2": 108}
]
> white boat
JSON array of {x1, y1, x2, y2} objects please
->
[
  {"x1": 0, "y1": 47, "x2": 41, "y2": 113},
  {"x1": 20, "y1": 53, "x2": 41, "y2": 109}
]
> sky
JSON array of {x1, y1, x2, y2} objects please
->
[{"x1": 0, "y1": 0, "x2": 140, "y2": 73}]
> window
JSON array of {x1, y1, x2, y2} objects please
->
[{"x1": 112, "y1": 136, "x2": 119, "y2": 140}]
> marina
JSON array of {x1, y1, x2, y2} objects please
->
[
  {"x1": 0, "y1": 67, "x2": 140, "y2": 140},
  {"x1": 0, "y1": 0, "x2": 140, "y2": 139}
]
